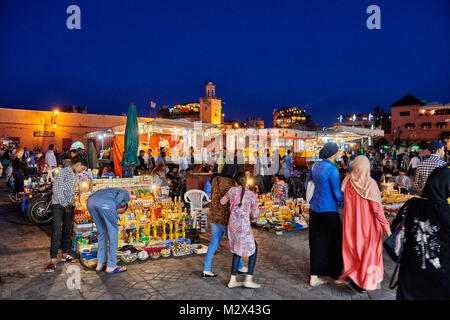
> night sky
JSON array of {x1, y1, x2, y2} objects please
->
[{"x1": 0, "y1": 0, "x2": 449, "y2": 126}]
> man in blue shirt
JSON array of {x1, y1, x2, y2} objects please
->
[
  {"x1": 305, "y1": 142, "x2": 344, "y2": 287},
  {"x1": 284, "y1": 150, "x2": 293, "y2": 171},
  {"x1": 87, "y1": 188, "x2": 131, "y2": 274}
]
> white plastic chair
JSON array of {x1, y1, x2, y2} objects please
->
[{"x1": 184, "y1": 189, "x2": 210, "y2": 228}]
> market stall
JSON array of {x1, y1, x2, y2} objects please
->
[
  {"x1": 84, "y1": 118, "x2": 221, "y2": 177},
  {"x1": 72, "y1": 175, "x2": 208, "y2": 269},
  {"x1": 252, "y1": 193, "x2": 310, "y2": 235},
  {"x1": 304, "y1": 126, "x2": 384, "y2": 164},
  {"x1": 380, "y1": 182, "x2": 416, "y2": 222}
]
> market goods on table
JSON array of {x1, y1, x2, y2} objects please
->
[
  {"x1": 254, "y1": 193, "x2": 309, "y2": 234},
  {"x1": 381, "y1": 189, "x2": 416, "y2": 216},
  {"x1": 73, "y1": 176, "x2": 199, "y2": 268}
]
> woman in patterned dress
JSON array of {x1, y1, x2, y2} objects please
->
[{"x1": 221, "y1": 171, "x2": 260, "y2": 289}]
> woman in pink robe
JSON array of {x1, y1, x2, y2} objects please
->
[{"x1": 336, "y1": 155, "x2": 392, "y2": 291}]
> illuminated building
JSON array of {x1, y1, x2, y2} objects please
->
[
  {"x1": 158, "y1": 81, "x2": 223, "y2": 124},
  {"x1": 0, "y1": 107, "x2": 151, "y2": 151},
  {"x1": 223, "y1": 120, "x2": 247, "y2": 129},
  {"x1": 272, "y1": 107, "x2": 313, "y2": 129},
  {"x1": 158, "y1": 103, "x2": 200, "y2": 121},
  {"x1": 199, "y1": 81, "x2": 222, "y2": 124},
  {"x1": 386, "y1": 94, "x2": 450, "y2": 143}
]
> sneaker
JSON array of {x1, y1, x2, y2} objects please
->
[
  {"x1": 227, "y1": 279, "x2": 244, "y2": 288},
  {"x1": 243, "y1": 280, "x2": 261, "y2": 289},
  {"x1": 45, "y1": 264, "x2": 56, "y2": 272}
]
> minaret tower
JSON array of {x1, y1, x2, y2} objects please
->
[{"x1": 199, "y1": 79, "x2": 222, "y2": 124}]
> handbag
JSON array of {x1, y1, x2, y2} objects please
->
[
  {"x1": 230, "y1": 188, "x2": 243, "y2": 212},
  {"x1": 383, "y1": 209, "x2": 407, "y2": 289},
  {"x1": 306, "y1": 164, "x2": 316, "y2": 204}
]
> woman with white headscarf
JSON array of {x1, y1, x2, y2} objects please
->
[{"x1": 335, "y1": 155, "x2": 391, "y2": 291}]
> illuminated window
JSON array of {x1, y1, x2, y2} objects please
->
[
  {"x1": 436, "y1": 122, "x2": 447, "y2": 129},
  {"x1": 421, "y1": 123, "x2": 432, "y2": 130}
]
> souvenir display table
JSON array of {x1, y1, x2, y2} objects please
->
[
  {"x1": 71, "y1": 176, "x2": 205, "y2": 269},
  {"x1": 253, "y1": 193, "x2": 310, "y2": 235},
  {"x1": 381, "y1": 187, "x2": 416, "y2": 222}
]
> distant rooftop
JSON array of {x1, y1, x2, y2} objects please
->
[{"x1": 391, "y1": 94, "x2": 425, "y2": 107}]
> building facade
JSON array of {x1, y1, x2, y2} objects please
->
[
  {"x1": 199, "y1": 81, "x2": 222, "y2": 124},
  {"x1": 157, "y1": 81, "x2": 223, "y2": 124},
  {"x1": 387, "y1": 94, "x2": 450, "y2": 142},
  {"x1": 158, "y1": 103, "x2": 200, "y2": 121},
  {"x1": 248, "y1": 117, "x2": 264, "y2": 129},
  {"x1": 273, "y1": 107, "x2": 312, "y2": 129},
  {"x1": 0, "y1": 108, "x2": 150, "y2": 151}
]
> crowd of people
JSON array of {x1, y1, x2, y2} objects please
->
[
  {"x1": 1, "y1": 144, "x2": 90, "y2": 201},
  {"x1": 2, "y1": 139, "x2": 448, "y2": 299},
  {"x1": 200, "y1": 140, "x2": 449, "y2": 299}
]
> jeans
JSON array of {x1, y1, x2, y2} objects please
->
[
  {"x1": 231, "y1": 242, "x2": 258, "y2": 276},
  {"x1": 50, "y1": 204, "x2": 74, "y2": 259},
  {"x1": 12, "y1": 173, "x2": 24, "y2": 196},
  {"x1": 87, "y1": 197, "x2": 119, "y2": 268},
  {"x1": 203, "y1": 222, "x2": 244, "y2": 272}
]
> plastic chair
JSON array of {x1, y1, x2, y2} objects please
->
[{"x1": 184, "y1": 189, "x2": 210, "y2": 228}]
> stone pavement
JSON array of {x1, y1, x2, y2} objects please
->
[{"x1": 0, "y1": 181, "x2": 397, "y2": 300}]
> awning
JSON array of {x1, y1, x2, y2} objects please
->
[{"x1": 330, "y1": 125, "x2": 384, "y2": 137}]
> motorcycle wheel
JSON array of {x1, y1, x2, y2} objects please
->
[{"x1": 27, "y1": 198, "x2": 54, "y2": 225}]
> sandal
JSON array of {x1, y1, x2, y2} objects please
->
[
  {"x1": 95, "y1": 265, "x2": 107, "y2": 273},
  {"x1": 309, "y1": 277, "x2": 327, "y2": 287},
  {"x1": 106, "y1": 266, "x2": 127, "y2": 274},
  {"x1": 61, "y1": 255, "x2": 78, "y2": 263},
  {"x1": 201, "y1": 272, "x2": 218, "y2": 278},
  {"x1": 334, "y1": 276, "x2": 347, "y2": 286},
  {"x1": 45, "y1": 264, "x2": 56, "y2": 273},
  {"x1": 346, "y1": 279, "x2": 366, "y2": 293}
]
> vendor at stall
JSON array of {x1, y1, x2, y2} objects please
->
[
  {"x1": 394, "y1": 168, "x2": 411, "y2": 193},
  {"x1": 86, "y1": 188, "x2": 131, "y2": 274}
]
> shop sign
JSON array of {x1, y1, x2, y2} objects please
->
[{"x1": 33, "y1": 131, "x2": 55, "y2": 137}]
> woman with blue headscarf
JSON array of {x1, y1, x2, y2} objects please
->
[{"x1": 305, "y1": 142, "x2": 344, "y2": 287}]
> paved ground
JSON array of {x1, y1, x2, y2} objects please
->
[{"x1": 0, "y1": 180, "x2": 397, "y2": 300}]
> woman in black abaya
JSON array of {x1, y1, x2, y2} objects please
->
[{"x1": 391, "y1": 166, "x2": 450, "y2": 300}]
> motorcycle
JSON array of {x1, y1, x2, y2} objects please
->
[{"x1": 23, "y1": 184, "x2": 54, "y2": 225}]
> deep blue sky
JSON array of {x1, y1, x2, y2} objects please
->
[{"x1": 0, "y1": 0, "x2": 449, "y2": 126}]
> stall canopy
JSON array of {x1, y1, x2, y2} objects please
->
[
  {"x1": 119, "y1": 104, "x2": 140, "y2": 174},
  {"x1": 85, "y1": 118, "x2": 221, "y2": 177}
]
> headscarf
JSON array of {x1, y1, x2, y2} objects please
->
[
  {"x1": 422, "y1": 166, "x2": 450, "y2": 203},
  {"x1": 341, "y1": 155, "x2": 382, "y2": 204},
  {"x1": 319, "y1": 142, "x2": 339, "y2": 159},
  {"x1": 221, "y1": 163, "x2": 237, "y2": 179}
]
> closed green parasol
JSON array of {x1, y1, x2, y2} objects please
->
[
  {"x1": 87, "y1": 140, "x2": 99, "y2": 169},
  {"x1": 119, "y1": 104, "x2": 140, "y2": 169}
]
